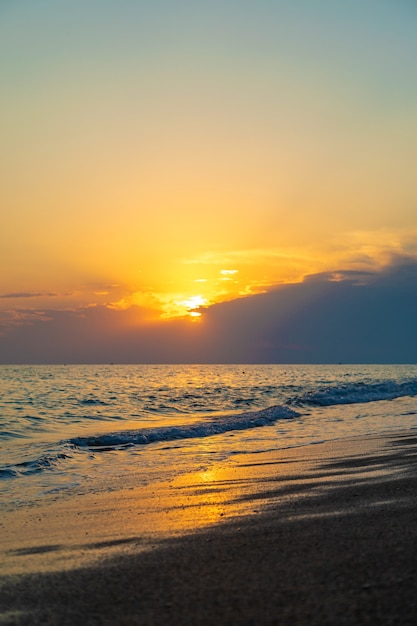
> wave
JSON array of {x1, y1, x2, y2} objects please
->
[
  {"x1": 290, "y1": 379, "x2": 417, "y2": 408},
  {"x1": 68, "y1": 405, "x2": 300, "y2": 451},
  {"x1": 1, "y1": 452, "x2": 72, "y2": 480},
  {"x1": 16, "y1": 453, "x2": 72, "y2": 475},
  {"x1": 67, "y1": 378, "x2": 417, "y2": 451},
  {"x1": 3, "y1": 376, "x2": 417, "y2": 480},
  {"x1": 78, "y1": 397, "x2": 110, "y2": 406}
]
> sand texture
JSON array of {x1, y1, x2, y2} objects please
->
[{"x1": 1, "y1": 431, "x2": 417, "y2": 625}]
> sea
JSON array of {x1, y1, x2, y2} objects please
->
[{"x1": 1, "y1": 364, "x2": 417, "y2": 510}]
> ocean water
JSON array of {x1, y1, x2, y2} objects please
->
[{"x1": 1, "y1": 364, "x2": 417, "y2": 510}]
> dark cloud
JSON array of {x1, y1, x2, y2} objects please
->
[
  {"x1": 0, "y1": 292, "x2": 58, "y2": 299},
  {"x1": 302, "y1": 270, "x2": 374, "y2": 284},
  {"x1": 374, "y1": 254, "x2": 417, "y2": 286},
  {"x1": 199, "y1": 258, "x2": 417, "y2": 363},
  {"x1": 1, "y1": 258, "x2": 417, "y2": 363},
  {"x1": 0, "y1": 306, "x2": 206, "y2": 364}
]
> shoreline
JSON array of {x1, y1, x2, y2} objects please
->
[{"x1": 1, "y1": 429, "x2": 417, "y2": 624}]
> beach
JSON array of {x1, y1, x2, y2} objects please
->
[{"x1": 1, "y1": 429, "x2": 417, "y2": 625}]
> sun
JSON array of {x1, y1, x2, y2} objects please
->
[
  {"x1": 180, "y1": 295, "x2": 207, "y2": 309},
  {"x1": 189, "y1": 310, "x2": 202, "y2": 320},
  {"x1": 175, "y1": 295, "x2": 208, "y2": 320}
]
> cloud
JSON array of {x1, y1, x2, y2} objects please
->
[
  {"x1": 376, "y1": 253, "x2": 417, "y2": 284},
  {"x1": 0, "y1": 309, "x2": 53, "y2": 335},
  {"x1": 199, "y1": 258, "x2": 417, "y2": 363},
  {"x1": 0, "y1": 305, "x2": 208, "y2": 363},
  {"x1": 1, "y1": 257, "x2": 417, "y2": 363},
  {"x1": 0, "y1": 292, "x2": 58, "y2": 299},
  {"x1": 302, "y1": 270, "x2": 373, "y2": 284},
  {"x1": 183, "y1": 247, "x2": 313, "y2": 267}
]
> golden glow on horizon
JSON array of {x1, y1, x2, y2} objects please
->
[{"x1": 1, "y1": 231, "x2": 413, "y2": 327}]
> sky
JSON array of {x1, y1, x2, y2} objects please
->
[{"x1": 1, "y1": 0, "x2": 417, "y2": 363}]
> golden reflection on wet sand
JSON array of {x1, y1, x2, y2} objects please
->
[{"x1": 0, "y1": 432, "x2": 398, "y2": 576}]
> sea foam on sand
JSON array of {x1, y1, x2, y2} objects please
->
[{"x1": 1, "y1": 430, "x2": 417, "y2": 625}]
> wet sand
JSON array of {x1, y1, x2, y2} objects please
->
[{"x1": 1, "y1": 430, "x2": 417, "y2": 625}]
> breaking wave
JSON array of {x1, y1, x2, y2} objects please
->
[
  {"x1": 68, "y1": 405, "x2": 300, "y2": 451},
  {"x1": 291, "y1": 379, "x2": 417, "y2": 408}
]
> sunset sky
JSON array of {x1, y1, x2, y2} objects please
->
[{"x1": 1, "y1": 0, "x2": 417, "y2": 363}]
